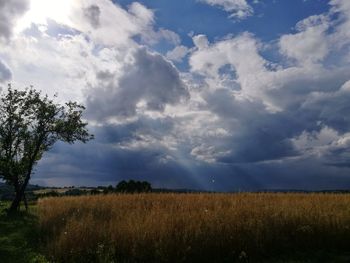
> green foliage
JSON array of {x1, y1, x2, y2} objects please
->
[{"x1": 0, "y1": 84, "x2": 93, "y2": 211}]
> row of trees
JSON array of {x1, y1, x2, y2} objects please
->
[
  {"x1": 94, "y1": 180, "x2": 152, "y2": 194},
  {"x1": 115, "y1": 180, "x2": 152, "y2": 193}
]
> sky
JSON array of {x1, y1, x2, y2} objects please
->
[{"x1": 1, "y1": 0, "x2": 350, "y2": 191}]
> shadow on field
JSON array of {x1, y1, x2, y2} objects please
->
[{"x1": 0, "y1": 202, "x2": 47, "y2": 263}]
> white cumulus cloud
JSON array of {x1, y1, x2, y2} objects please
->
[{"x1": 198, "y1": 0, "x2": 253, "y2": 19}]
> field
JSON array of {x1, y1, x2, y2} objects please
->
[{"x1": 35, "y1": 193, "x2": 350, "y2": 263}]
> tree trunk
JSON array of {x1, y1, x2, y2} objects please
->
[
  {"x1": 9, "y1": 190, "x2": 22, "y2": 213},
  {"x1": 23, "y1": 193, "x2": 28, "y2": 211},
  {"x1": 12, "y1": 182, "x2": 21, "y2": 212},
  {"x1": 8, "y1": 139, "x2": 42, "y2": 213},
  {"x1": 9, "y1": 168, "x2": 33, "y2": 213}
]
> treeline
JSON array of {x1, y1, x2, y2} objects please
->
[
  {"x1": 98, "y1": 180, "x2": 152, "y2": 194},
  {"x1": 115, "y1": 180, "x2": 152, "y2": 193},
  {"x1": 36, "y1": 180, "x2": 153, "y2": 198},
  {"x1": 0, "y1": 180, "x2": 153, "y2": 200}
]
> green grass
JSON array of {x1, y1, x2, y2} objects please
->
[{"x1": 0, "y1": 202, "x2": 47, "y2": 263}]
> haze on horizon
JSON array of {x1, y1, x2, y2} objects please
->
[{"x1": 0, "y1": 0, "x2": 350, "y2": 191}]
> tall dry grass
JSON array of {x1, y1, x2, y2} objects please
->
[{"x1": 37, "y1": 193, "x2": 350, "y2": 262}]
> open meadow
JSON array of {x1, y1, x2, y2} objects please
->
[{"x1": 34, "y1": 193, "x2": 350, "y2": 262}]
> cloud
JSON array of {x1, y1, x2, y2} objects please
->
[
  {"x1": 198, "y1": 0, "x2": 253, "y2": 19},
  {"x1": 185, "y1": 1, "x2": 350, "y2": 168},
  {"x1": 190, "y1": 32, "x2": 266, "y2": 96},
  {"x1": 128, "y1": 2, "x2": 154, "y2": 25},
  {"x1": 192, "y1": 34, "x2": 209, "y2": 49},
  {"x1": 299, "y1": 80, "x2": 350, "y2": 133},
  {"x1": 324, "y1": 133, "x2": 350, "y2": 168},
  {"x1": 279, "y1": 15, "x2": 330, "y2": 65},
  {"x1": 14, "y1": 0, "x2": 179, "y2": 47},
  {"x1": 127, "y1": 2, "x2": 180, "y2": 45},
  {"x1": 0, "y1": 0, "x2": 182, "y2": 100},
  {"x1": 73, "y1": 0, "x2": 156, "y2": 46},
  {"x1": 0, "y1": 0, "x2": 29, "y2": 41},
  {"x1": 0, "y1": 24, "x2": 100, "y2": 101},
  {"x1": 83, "y1": 4, "x2": 101, "y2": 29},
  {"x1": 34, "y1": 139, "x2": 205, "y2": 189},
  {"x1": 3, "y1": 0, "x2": 350, "y2": 190},
  {"x1": 86, "y1": 48, "x2": 189, "y2": 120},
  {"x1": 189, "y1": 87, "x2": 300, "y2": 164},
  {"x1": 0, "y1": 60, "x2": 12, "y2": 82},
  {"x1": 166, "y1": 45, "x2": 190, "y2": 62},
  {"x1": 330, "y1": 0, "x2": 350, "y2": 47}
]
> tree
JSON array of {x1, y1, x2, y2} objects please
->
[
  {"x1": 0, "y1": 85, "x2": 93, "y2": 212},
  {"x1": 103, "y1": 185, "x2": 114, "y2": 194},
  {"x1": 116, "y1": 180, "x2": 128, "y2": 192},
  {"x1": 116, "y1": 180, "x2": 152, "y2": 193}
]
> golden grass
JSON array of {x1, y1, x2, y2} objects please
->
[{"x1": 37, "y1": 193, "x2": 350, "y2": 262}]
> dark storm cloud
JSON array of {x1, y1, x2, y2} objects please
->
[
  {"x1": 35, "y1": 134, "x2": 350, "y2": 191},
  {"x1": 191, "y1": 64, "x2": 350, "y2": 165},
  {"x1": 86, "y1": 48, "x2": 189, "y2": 120},
  {"x1": 265, "y1": 68, "x2": 350, "y2": 112},
  {"x1": 320, "y1": 131, "x2": 350, "y2": 168},
  {"x1": 242, "y1": 158, "x2": 350, "y2": 190},
  {"x1": 33, "y1": 122, "x2": 279, "y2": 191},
  {"x1": 0, "y1": 60, "x2": 12, "y2": 81},
  {"x1": 34, "y1": 133, "x2": 201, "y2": 189},
  {"x1": 199, "y1": 88, "x2": 300, "y2": 163},
  {"x1": 0, "y1": 0, "x2": 29, "y2": 41},
  {"x1": 83, "y1": 5, "x2": 101, "y2": 29},
  {"x1": 96, "y1": 116, "x2": 175, "y2": 144},
  {"x1": 298, "y1": 82, "x2": 350, "y2": 133}
]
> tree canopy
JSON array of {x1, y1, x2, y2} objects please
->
[
  {"x1": 115, "y1": 180, "x2": 152, "y2": 193},
  {"x1": 0, "y1": 85, "x2": 93, "y2": 212}
]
